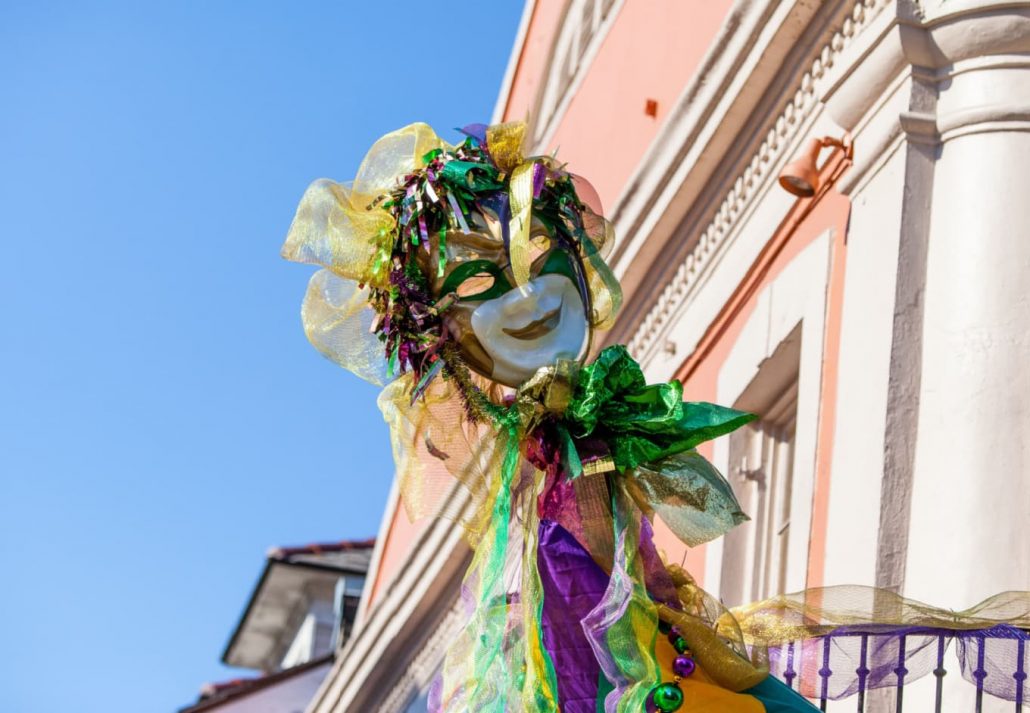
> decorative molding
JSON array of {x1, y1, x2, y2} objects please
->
[
  {"x1": 830, "y1": 13, "x2": 1030, "y2": 190},
  {"x1": 378, "y1": 598, "x2": 466, "y2": 711},
  {"x1": 619, "y1": 0, "x2": 890, "y2": 363},
  {"x1": 531, "y1": 0, "x2": 624, "y2": 147},
  {"x1": 898, "y1": 109, "x2": 939, "y2": 143},
  {"x1": 352, "y1": 479, "x2": 400, "y2": 630},
  {"x1": 704, "y1": 231, "x2": 833, "y2": 599}
]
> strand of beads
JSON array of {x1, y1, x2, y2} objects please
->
[{"x1": 646, "y1": 620, "x2": 696, "y2": 712}]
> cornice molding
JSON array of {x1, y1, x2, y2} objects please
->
[
  {"x1": 827, "y1": 6, "x2": 1030, "y2": 172},
  {"x1": 616, "y1": 0, "x2": 1030, "y2": 366},
  {"x1": 378, "y1": 598, "x2": 466, "y2": 711},
  {"x1": 611, "y1": 0, "x2": 891, "y2": 362}
]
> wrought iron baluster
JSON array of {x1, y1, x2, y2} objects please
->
[
  {"x1": 855, "y1": 633, "x2": 869, "y2": 713},
  {"x1": 933, "y1": 633, "x2": 947, "y2": 713},
  {"x1": 974, "y1": 632, "x2": 987, "y2": 713},
  {"x1": 785, "y1": 641, "x2": 797, "y2": 690},
  {"x1": 819, "y1": 636, "x2": 832, "y2": 712},
  {"x1": 1014, "y1": 635, "x2": 1026, "y2": 712},
  {"x1": 893, "y1": 634, "x2": 907, "y2": 713}
]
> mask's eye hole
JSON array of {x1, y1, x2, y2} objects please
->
[
  {"x1": 456, "y1": 273, "x2": 496, "y2": 299},
  {"x1": 529, "y1": 233, "x2": 552, "y2": 264},
  {"x1": 440, "y1": 259, "x2": 513, "y2": 302}
]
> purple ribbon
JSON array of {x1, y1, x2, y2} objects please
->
[{"x1": 538, "y1": 519, "x2": 610, "y2": 713}]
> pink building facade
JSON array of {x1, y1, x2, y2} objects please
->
[{"x1": 307, "y1": 2, "x2": 1030, "y2": 711}]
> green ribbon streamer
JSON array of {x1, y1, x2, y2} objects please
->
[
  {"x1": 468, "y1": 422, "x2": 519, "y2": 711},
  {"x1": 462, "y1": 404, "x2": 560, "y2": 711},
  {"x1": 609, "y1": 485, "x2": 660, "y2": 713},
  {"x1": 554, "y1": 421, "x2": 584, "y2": 479},
  {"x1": 437, "y1": 223, "x2": 447, "y2": 277}
]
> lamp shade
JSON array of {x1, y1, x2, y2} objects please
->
[{"x1": 778, "y1": 138, "x2": 824, "y2": 197}]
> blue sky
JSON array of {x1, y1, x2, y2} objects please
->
[{"x1": 0, "y1": 2, "x2": 523, "y2": 711}]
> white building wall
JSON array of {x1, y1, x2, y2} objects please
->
[
  {"x1": 817, "y1": 0, "x2": 1030, "y2": 604},
  {"x1": 822, "y1": 143, "x2": 906, "y2": 588}
]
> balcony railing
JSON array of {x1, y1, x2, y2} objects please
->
[{"x1": 769, "y1": 625, "x2": 1029, "y2": 712}]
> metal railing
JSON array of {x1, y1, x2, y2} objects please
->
[{"x1": 771, "y1": 626, "x2": 1029, "y2": 712}]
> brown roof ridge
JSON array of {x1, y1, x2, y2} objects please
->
[
  {"x1": 199, "y1": 676, "x2": 257, "y2": 698},
  {"x1": 266, "y1": 537, "x2": 376, "y2": 559}
]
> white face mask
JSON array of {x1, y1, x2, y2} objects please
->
[{"x1": 470, "y1": 273, "x2": 588, "y2": 387}]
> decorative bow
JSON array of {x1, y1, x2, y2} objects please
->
[
  {"x1": 506, "y1": 345, "x2": 754, "y2": 549},
  {"x1": 563, "y1": 345, "x2": 755, "y2": 473}
]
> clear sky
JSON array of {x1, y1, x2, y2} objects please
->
[{"x1": 0, "y1": 2, "x2": 524, "y2": 711}]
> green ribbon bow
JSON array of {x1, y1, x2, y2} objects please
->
[
  {"x1": 563, "y1": 345, "x2": 756, "y2": 473},
  {"x1": 553, "y1": 345, "x2": 755, "y2": 548}
]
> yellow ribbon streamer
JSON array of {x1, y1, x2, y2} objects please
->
[
  {"x1": 486, "y1": 121, "x2": 535, "y2": 288},
  {"x1": 506, "y1": 161, "x2": 535, "y2": 287}
]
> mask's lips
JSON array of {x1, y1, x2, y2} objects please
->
[{"x1": 503, "y1": 302, "x2": 563, "y2": 341}]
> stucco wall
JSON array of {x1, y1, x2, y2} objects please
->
[{"x1": 501, "y1": 0, "x2": 735, "y2": 209}]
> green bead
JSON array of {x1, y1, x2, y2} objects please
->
[
  {"x1": 651, "y1": 682, "x2": 684, "y2": 712},
  {"x1": 672, "y1": 636, "x2": 689, "y2": 654},
  {"x1": 658, "y1": 620, "x2": 672, "y2": 634}
]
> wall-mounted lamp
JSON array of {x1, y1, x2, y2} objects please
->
[{"x1": 778, "y1": 134, "x2": 853, "y2": 197}]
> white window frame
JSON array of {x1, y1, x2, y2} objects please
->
[
  {"x1": 720, "y1": 353, "x2": 800, "y2": 606},
  {"x1": 704, "y1": 230, "x2": 833, "y2": 602}
]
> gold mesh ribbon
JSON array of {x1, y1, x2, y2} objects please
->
[
  {"x1": 727, "y1": 587, "x2": 1030, "y2": 645},
  {"x1": 517, "y1": 359, "x2": 576, "y2": 415},
  {"x1": 282, "y1": 123, "x2": 449, "y2": 288},
  {"x1": 378, "y1": 371, "x2": 505, "y2": 539},
  {"x1": 299, "y1": 270, "x2": 385, "y2": 385},
  {"x1": 656, "y1": 564, "x2": 770, "y2": 692},
  {"x1": 486, "y1": 121, "x2": 527, "y2": 174}
]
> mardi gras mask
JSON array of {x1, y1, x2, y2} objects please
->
[
  {"x1": 282, "y1": 121, "x2": 622, "y2": 406},
  {"x1": 419, "y1": 207, "x2": 588, "y2": 387}
]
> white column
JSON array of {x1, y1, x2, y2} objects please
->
[
  {"x1": 903, "y1": 4, "x2": 1030, "y2": 612},
  {"x1": 902, "y1": 5, "x2": 1030, "y2": 712}
]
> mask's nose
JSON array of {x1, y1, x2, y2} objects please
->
[{"x1": 500, "y1": 283, "x2": 540, "y2": 317}]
